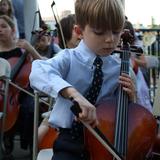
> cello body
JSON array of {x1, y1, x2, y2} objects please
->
[
  {"x1": 85, "y1": 99, "x2": 157, "y2": 160},
  {"x1": 147, "y1": 117, "x2": 160, "y2": 159},
  {"x1": 84, "y1": 31, "x2": 157, "y2": 159},
  {"x1": 151, "y1": 135, "x2": 160, "y2": 158},
  {"x1": 0, "y1": 54, "x2": 31, "y2": 132}
]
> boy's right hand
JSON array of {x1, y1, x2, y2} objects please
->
[
  {"x1": 73, "y1": 93, "x2": 98, "y2": 128},
  {"x1": 60, "y1": 87, "x2": 99, "y2": 128}
]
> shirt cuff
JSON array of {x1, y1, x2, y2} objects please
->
[{"x1": 42, "y1": 78, "x2": 72, "y2": 98}]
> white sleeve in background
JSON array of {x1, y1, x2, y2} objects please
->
[{"x1": 13, "y1": 16, "x2": 19, "y2": 39}]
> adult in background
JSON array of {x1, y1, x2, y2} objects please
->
[{"x1": 58, "y1": 14, "x2": 81, "y2": 49}]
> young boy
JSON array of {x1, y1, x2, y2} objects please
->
[{"x1": 29, "y1": 0, "x2": 136, "y2": 159}]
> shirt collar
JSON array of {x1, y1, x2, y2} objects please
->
[
  {"x1": 74, "y1": 40, "x2": 116, "y2": 67},
  {"x1": 74, "y1": 40, "x2": 96, "y2": 67}
]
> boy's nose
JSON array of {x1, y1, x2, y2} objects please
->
[{"x1": 104, "y1": 32, "x2": 114, "y2": 42}]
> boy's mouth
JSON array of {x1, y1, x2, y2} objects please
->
[{"x1": 102, "y1": 48, "x2": 114, "y2": 51}]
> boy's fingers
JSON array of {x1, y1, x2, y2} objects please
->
[
  {"x1": 87, "y1": 109, "x2": 93, "y2": 121},
  {"x1": 121, "y1": 73, "x2": 130, "y2": 77},
  {"x1": 78, "y1": 105, "x2": 98, "y2": 127},
  {"x1": 119, "y1": 80, "x2": 131, "y2": 87},
  {"x1": 79, "y1": 107, "x2": 88, "y2": 119},
  {"x1": 119, "y1": 76, "x2": 131, "y2": 82},
  {"x1": 123, "y1": 87, "x2": 132, "y2": 93},
  {"x1": 90, "y1": 119, "x2": 99, "y2": 128}
]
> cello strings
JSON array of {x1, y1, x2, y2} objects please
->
[
  {"x1": 114, "y1": 51, "x2": 125, "y2": 154},
  {"x1": 114, "y1": 59, "x2": 123, "y2": 151},
  {"x1": 123, "y1": 50, "x2": 129, "y2": 155},
  {"x1": 122, "y1": 50, "x2": 129, "y2": 155},
  {"x1": 121, "y1": 50, "x2": 127, "y2": 155},
  {"x1": 121, "y1": 51, "x2": 125, "y2": 154},
  {"x1": 114, "y1": 49, "x2": 130, "y2": 156}
]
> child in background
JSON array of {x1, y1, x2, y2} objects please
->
[
  {"x1": 58, "y1": 14, "x2": 81, "y2": 49},
  {"x1": 0, "y1": 0, "x2": 19, "y2": 38}
]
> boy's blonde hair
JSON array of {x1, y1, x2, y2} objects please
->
[{"x1": 75, "y1": 0, "x2": 125, "y2": 32}]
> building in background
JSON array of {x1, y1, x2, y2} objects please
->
[{"x1": 60, "y1": 10, "x2": 72, "y2": 18}]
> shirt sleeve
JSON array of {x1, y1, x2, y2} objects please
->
[
  {"x1": 129, "y1": 67, "x2": 138, "y2": 103},
  {"x1": 53, "y1": 43, "x2": 62, "y2": 54},
  {"x1": 29, "y1": 50, "x2": 72, "y2": 98}
]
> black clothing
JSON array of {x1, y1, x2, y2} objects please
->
[
  {"x1": 0, "y1": 48, "x2": 22, "y2": 59},
  {"x1": 52, "y1": 122, "x2": 89, "y2": 160}
]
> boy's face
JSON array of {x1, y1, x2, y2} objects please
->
[{"x1": 81, "y1": 25, "x2": 122, "y2": 56}]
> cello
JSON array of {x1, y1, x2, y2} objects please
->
[
  {"x1": 71, "y1": 31, "x2": 157, "y2": 159},
  {"x1": 0, "y1": 49, "x2": 31, "y2": 132},
  {"x1": 149, "y1": 116, "x2": 160, "y2": 159}
]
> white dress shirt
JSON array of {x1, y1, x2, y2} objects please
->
[{"x1": 29, "y1": 40, "x2": 137, "y2": 128}]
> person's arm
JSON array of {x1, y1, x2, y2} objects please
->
[
  {"x1": 60, "y1": 86, "x2": 98, "y2": 127},
  {"x1": 134, "y1": 54, "x2": 147, "y2": 68},
  {"x1": 16, "y1": 39, "x2": 46, "y2": 60},
  {"x1": 29, "y1": 51, "x2": 72, "y2": 98},
  {"x1": 29, "y1": 52, "x2": 98, "y2": 127},
  {"x1": 38, "y1": 117, "x2": 49, "y2": 145}
]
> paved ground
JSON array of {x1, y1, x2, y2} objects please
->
[
  {"x1": 1, "y1": 135, "x2": 31, "y2": 160},
  {"x1": 12, "y1": 137, "x2": 31, "y2": 160}
]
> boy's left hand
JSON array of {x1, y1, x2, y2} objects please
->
[{"x1": 119, "y1": 73, "x2": 136, "y2": 102}]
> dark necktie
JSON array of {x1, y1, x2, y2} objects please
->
[
  {"x1": 71, "y1": 56, "x2": 103, "y2": 143},
  {"x1": 85, "y1": 56, "x2": 103, "y2": 105}
]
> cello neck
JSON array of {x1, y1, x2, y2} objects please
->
[{"x1": 114, "y1": 31, "x2": 132, "y2": 157}]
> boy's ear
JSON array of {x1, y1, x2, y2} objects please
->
[{"x1": 74, "y1": 25, "x2": 82, "y2": 36}]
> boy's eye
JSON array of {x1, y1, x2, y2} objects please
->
[
  {"x1": 92, "y1": 29, "x2": 104, "y2": 35},
  {"x1": 92, "y1": 27, "x2": 121, "y2": 36},
  {"x1": 94, "y1": 31, "x2": 104, "y2": 35}
]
